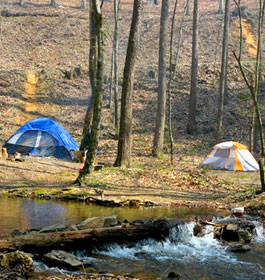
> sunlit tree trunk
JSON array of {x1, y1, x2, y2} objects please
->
[
  {"x1": 114, "y1": 0, "x2": 143, "y2": 167},
  {"x1": 216, "y1": 0, "x2": 230, "y2": 143},
  {"x1": 76, "y1": 0, "x2": 105, "y2": 183},
  {"x1": 187, "y1": 0, "x2": 199, "y2": 135},
  {"x1": 153, "y1": 0, "x2": 169, "y2": 157}
]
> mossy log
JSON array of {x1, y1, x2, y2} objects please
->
[{"x1": 0, "y1": 219, "x2": 176, "y2": 252}]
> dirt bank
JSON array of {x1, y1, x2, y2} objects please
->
[{"x1": 0, "y1": 152, "x2": 262, "y2": 210}]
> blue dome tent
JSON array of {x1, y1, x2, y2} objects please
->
[{"x1": 4, "y1": 118, "x2": 79, "y2": 161}]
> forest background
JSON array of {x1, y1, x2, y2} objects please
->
[{"x1": 0, "y1": 0, "x2": 264, "y2": 208}]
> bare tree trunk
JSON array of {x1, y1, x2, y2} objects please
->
[
  {"x1": 19, "y1": 0, "x2": 25, "y2": 6},
  {"x1": 254, "y1": 72, "x2": 262, "y2": 152},
  {"x1": 224, "y1": 46, "x2": 229, "y2": 104},
  {"x1": 51, "y1": 0, "x2": 57, "y2": 7},
  {"x1": 167, "y1": 0, "x2": 179, "y2": 165},
  {"x1": 218, "y1": 0, "x2": 224, "y2": 14},
  {"x1": 254, "y1": 118, "x2": 259, "y2": 152},
  {"x1": 187, "y1": 0, "x2": 199, "y2": 135},
  {"x1": 166, "y1": 0, "x2": 188, "y2": 164},
  {"x1": 153, "y1": 0, "x2": 169, "y2": 157},
  {"x1": 76, "y1": 0, "x2": 104, "y2": 183},
  {"x1": 250, "y1": 103, "x2": 255, "y2": 152},
  {"x1": 80, "y1": 1, "x2": 97, "y2": 151},
  {"x1": 113, "y1": 0, "x2": 119, "y2": 133},
  {"x1": 173, "y1": 0, "x2": 189, "y2": 70},
  {"x1": 185, "y1": 0, "x2": 190, "y2": 16},
  {"x1": 114, "y1": 0, "x2": 143, "y2": 167},
  {"x1": 255, "y1": 0, "x2": 265, "y2": 192},
  {"x1": 81, "y1": 0, "x2": 87, "y2": 9},
  {"x1": 249, "y1": 74, "x2": 255, "y2": 152},
  {"x1": 216, "y1": 0, "x2": 230, "y2": 143},
  {"x1": 109, "y1": 49, "x2": 114, "y2": 110},
  {"x1": 233, "y1": 0, "x2": 265, "y2": 192}
]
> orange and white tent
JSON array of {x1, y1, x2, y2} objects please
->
[{"x1": 199, "y1": 141, "x2": 259, "y2": 171}]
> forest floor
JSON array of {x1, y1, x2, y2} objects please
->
[
  {"x1": 0, "y1": 145, "x2": 263, "y2": 210},
  {"x1": 0, "y1": 0, "x2": 264, "y2": 211}
]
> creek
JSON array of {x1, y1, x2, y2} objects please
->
[
  {"x1": 0, "y1": 196, "x2": 222, "y2": 237},
  {"x1": 0, "y1": 197, "x2": 264, "y2": 279}
]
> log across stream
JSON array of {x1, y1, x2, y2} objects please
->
[{"x1": 0, "y1": 219, "x2": 177, "y2": 252}]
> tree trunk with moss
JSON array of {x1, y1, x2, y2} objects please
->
[
  {"x1": 76, "y1": 0, "x2": 104, "y2": 183},
  {"x1": 114, "y1": 0, "x2": 143, "y2": 167},
  {"x1": 80, "y1": 0, "x2": 97, "y2": 151}
]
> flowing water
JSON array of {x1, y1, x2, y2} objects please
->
[
  {"x1": 72, "y1": 222, "x2": 264, "y2": 280},
  {"x1": 0, "y1": 197, "x2": 264, "y2": 279},
  {"x1": 34, "y1": 222, "x2": 265, "y2": 279}
]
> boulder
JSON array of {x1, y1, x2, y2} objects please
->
[
  {"x1": 227, "y1": 244, "x2": 251, "y2": 253},
  {"x1": 43, "y1": 250, "x2": 83, "y2": 270},
  {"x1": 70, "y1": 224, "x2": 79, "y2": 231},
  {"x1": 238, "y1": 229, "x2": 252, "y2": 243},
  {"x1": 221, "y1": 224, "x2": 240, "y2": 241},
  {"x1": 103, "y1": 215, "x2": 118, "y2": 227},
  {"x1": 167, "y1": 271, "x2": 181, "y2": 279},
  {"x1": 1, "y1": 251, "x2": 33, "y2": 273},
  {"x1": 77, "y1": 215, "x2": 118, "y2": 230},
  {"x1": 39, "y1": 223, "x2": 66, "y2": 233},
  {"x1": 193, "y1": 223, "x2": 203, "y2": 237},
  {"x1": 213, "y1": 227, "x2": 222, "y2": 239},
  {"x1": 226, "y1": 224, "x2": 238, "y2": 231},
  {"x1": 77, "y1": 217, "x2": 105, "y2": 230},
  {"x1": 11, "y1": 229, "x2": 26, "y2": 237}
]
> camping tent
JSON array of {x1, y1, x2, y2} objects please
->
[
  {"x1": 199, "y1": 141, "x2": 259, "y2": 171},
  {"x1": 4, "y1": 117, "x2": 79, "y2": 161}
]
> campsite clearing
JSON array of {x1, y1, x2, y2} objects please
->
[{"x1": 0, "y1": 151, "x2": 262, "y2": 210}]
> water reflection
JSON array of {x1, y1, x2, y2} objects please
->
[{"x1": 0, "y1": 196, "x2": 225, "y2": 236}]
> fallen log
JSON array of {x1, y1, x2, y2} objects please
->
[
  {"x1": 1, "y1": 9, "x2": 88, "y2": 20},
  {"x1": 0, "y1": 219, "x2": 177, "y2": 252},
  {"x1": 84, "y1": 196, "x2": 123, "y2": 207}
]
